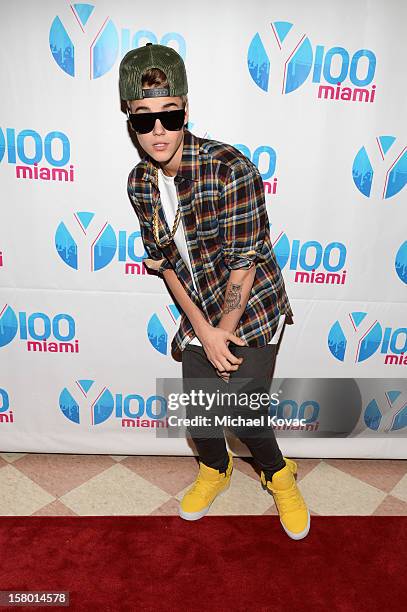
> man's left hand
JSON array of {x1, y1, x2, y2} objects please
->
[{"x1": 216, "y1": 368, "x2": 231, "y2": 383}]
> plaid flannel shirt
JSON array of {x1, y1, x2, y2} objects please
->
[{"x1": 127, "y1": 128, "x2": 294, "y2": 361}]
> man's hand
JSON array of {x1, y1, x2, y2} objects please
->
[
  {"x1": 194, "y1": 321, "x2": 246, "y2": 373},
  {"x1": 215, "y1": 338, "x2": 232, "y2": 382},
  {"x1": 216, "y1": 369, "x2": 231, "y2": 383}
]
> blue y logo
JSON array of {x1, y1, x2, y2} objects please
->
[
  {"x1": 365, "y1": 390, "x2": 407, "y2": 431},
  {"x1": 49, "y1": 3, "x2": 119, "y2": 78},
  {"x1": 353, "y1": 136, "x2": 407, "y2": 199},
  {"x1": 248, "y1": 21, "x2": 313, "y2": 94},
  {"x1": 328, "y1": 312, "x2": 382, "y2": 363},
  {"x1": 147, "y1": 304, "x2": 181, "y2": 355}
]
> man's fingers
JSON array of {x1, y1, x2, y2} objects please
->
[
  {"x1": 227, "y1": 362, "x2": 241, "y2": 371},
  {"x1": 221, "y1": 345, "x2": 244, "y2": 365},
  {"x1": 218, "y1": 359, "x2": 239, "y2": 372},
  {"x1": 225, "y1": 351, "x2": 244, "y2": 366},
  {"x1": 217, "y1": 356, "x2": 244, "y2": 372},
  {"x1": 214, "y1": 359, "x2": 226, "y2": 372},
  {"x1": 228, "y1": 333, "x2": 247, "y2": 346},
  {"x1": 216, "y1": 369, "x2": 231, "y2": 382}
]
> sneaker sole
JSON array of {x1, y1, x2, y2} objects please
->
[{"x1": 178, "y1": 476, "x2": 232, "y2": 521}]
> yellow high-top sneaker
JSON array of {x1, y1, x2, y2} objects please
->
[
  {"x1": 179, "y1": 451, "x2": 233, "y2": 521},
  {"x1": 260, "y1": 457, "x2": 310, "y2": 540}
]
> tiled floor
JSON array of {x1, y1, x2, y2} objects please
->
[{"x1": 0, "y1": 453, "x2": 406, "y2": 517}]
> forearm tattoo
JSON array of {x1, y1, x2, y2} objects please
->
[{"x1": 223, "y1": 283, "x2": 242, "y2": 315}]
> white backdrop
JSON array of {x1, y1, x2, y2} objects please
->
[{"x1": 0, "y1": 0, "x2": 406, "y2": 457}]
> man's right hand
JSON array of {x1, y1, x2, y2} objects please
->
[{"x1": 194, "y1": 321, "x2": 246, "y2": 373}]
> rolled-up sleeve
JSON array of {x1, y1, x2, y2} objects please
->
[
  {"x1": 219, "y1": 161, "x2": 268, "y2": 270},
  {"x1": 127, "y1": 176, "x2": 172, "y2": 276}
]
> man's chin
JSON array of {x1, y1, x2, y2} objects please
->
[{"x1": 148, "y1": 148, "x2": 173, "y2": 163}]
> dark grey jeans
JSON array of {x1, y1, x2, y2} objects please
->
[{"x1": 181, "y1": 342, "x2": 286, "y2": 479}]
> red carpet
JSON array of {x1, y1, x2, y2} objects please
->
[{"x1": 0, "y1": 516, "x2": 406, "y2": 611}]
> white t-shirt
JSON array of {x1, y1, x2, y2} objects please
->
[{"x1": 157, "y1": 167, "x2": 285, "y2": 346}]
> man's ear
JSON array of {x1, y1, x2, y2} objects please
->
[{"x1": 184, "y1": 100, "x2": 189, "y2": 126}]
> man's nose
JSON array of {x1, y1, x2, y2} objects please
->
[{"x1": 153, "y1": 118, "x2": 165, "y2": 134}]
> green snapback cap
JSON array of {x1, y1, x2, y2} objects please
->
[{"x1": 119, "y1": 43, "x2": 188, "y2": 101}]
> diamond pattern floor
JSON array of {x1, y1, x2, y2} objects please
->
[{"x1": 0, "y1": 454, "x2": 406, "y2": 516}]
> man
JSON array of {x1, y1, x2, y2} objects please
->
[{"x1": 119, "y1": 43, "x2": 310, "y2": 539}]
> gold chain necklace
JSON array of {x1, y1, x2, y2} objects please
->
[{"x1": 152, "y1": 165, "x2": 181, "y2": 247}]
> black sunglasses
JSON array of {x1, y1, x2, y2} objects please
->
[{"x1": 127, "y1": 108, "x2": 186, "y2": 134}]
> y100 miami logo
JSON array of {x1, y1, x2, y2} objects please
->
[
  {"x1": 269, "y1": 398, "x2": 320, "y2": 434},
  {"x1": 353, "y1": 136, "x2": 407, "y2": 200},
  {"x1": 0, "y1": 128, "x2": 73, "y2": 182},
  {"x1": 188, "y1": 123, "x2": 280, "y2": 197},
  {"x1": 59, "y1": 379, "x2": 168, "y2": 428},
  {"x1": 364, "y1": 390, "x2": 407, "y2": 432},
  {"x1": 147, "y1": 304, "x2": 181, "y2": 355},
  {"x1": 55, "y1": 211, "x2": 152, "y2": 275},
  {"x1": 49, "y1": 3, "x2": 185, "y2": 79},
  {"x1": 395, "y1": 241, "x2": 407, "y2": 284},
  {"x1": 248, "y1": 20, "x2": 376, "y2": 103},
  {"x1": 234, "y1": 143, "x2": 278, "y2": 195},
  {"x1": 0, "y1": 388, "x2": 13, "y2": 425},
  {"x1": 271, "y1": 226, "x2": 347, "y2": 285},
  {"x1": 0, "y1": 305, "x2": 79, "y2": 353},
  {"x1": 269, "y1": 378, "x2": 362, "y2": 437},
  {"x1": 328, "y1": 312, "x2": 407, "y2": 366}
]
